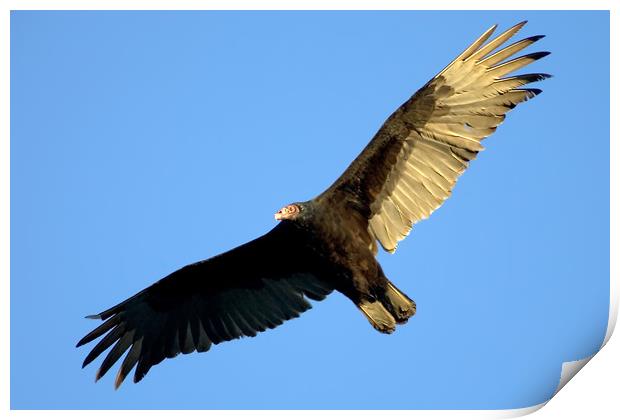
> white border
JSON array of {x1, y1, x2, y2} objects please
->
[
  {"x1": 2, "y1": 1, "x2": 616, "y2": 418},
  {"x1": 0, "y1": 0, "x2": 616, "y2": 11}
]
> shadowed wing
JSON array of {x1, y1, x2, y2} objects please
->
[
  {"x1": 318, "y1": 21, "x2": 550, "y2": 253},
  {"x1": 76, "y1": 222, "x2": 333, "y2": 388}
]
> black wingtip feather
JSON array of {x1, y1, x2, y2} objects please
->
[
  {"x1": 95, "y1": 333, "x2": 134, "y2": 383},
  {"x1": 76, "y1": 332, "x2": 97, "y2": 348},
  {"x1": 85, "y1": 314, "x2": 102, "y2": 320},
  {"x1": 77, "y1": 313, "x2": 122, "y2": 348},
  {"x1": 81, "y1": 325, "x2": 125, "y2": 369},
  {"x1": 531, "y1": 51, "x2": 551, "y2": 60}
]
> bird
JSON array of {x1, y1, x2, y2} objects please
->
[{"x1": 77, "y1": 21, "x2": 550, "y2": 389}]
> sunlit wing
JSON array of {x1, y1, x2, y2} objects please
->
[{"x1": 318, "y1": 21, "x2": 550, "y2": 253}]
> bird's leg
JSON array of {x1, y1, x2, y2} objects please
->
[
  {"x1": 357, "y1": 300, "x2": 396, "y2": 334},
  {"x1": 380, "y1": 281, "x2": 416, "y2": 325},
  {"x1": 344, "y1": 265, "x2": 401, "y2": 334}
]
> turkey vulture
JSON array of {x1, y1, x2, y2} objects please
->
[{"x1": 77, "y1": 21, "x2": 550, "y2": 388}]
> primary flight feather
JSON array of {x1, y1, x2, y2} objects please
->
[{"x1": 77, "y1": 21, "x2": 550, "y2": 388}]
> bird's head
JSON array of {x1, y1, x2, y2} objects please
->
[{"x1": 274, "y1": 202, "x2": 304, "y2": 221}]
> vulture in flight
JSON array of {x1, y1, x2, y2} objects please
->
[{"x1": 77, "y1": 21, "x2": 550, "y2": 388}]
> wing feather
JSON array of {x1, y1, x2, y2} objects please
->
[
  {"x1": 77, "y1": 223, "x2": 334, "y2": 388},
  {"x1": 317, "y1": 22, "x2": 549, "y2": 252},
  {"x1": 96, "y1": 330, "x2": 135, "y2": 381}
]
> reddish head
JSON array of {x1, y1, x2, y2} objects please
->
[{"x1": 275, "y1": 203, "x2": 302, "y2": 221}]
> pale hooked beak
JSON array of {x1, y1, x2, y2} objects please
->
[{"x1": 275, "y1": 212, "x2": 283, "y2": 221}]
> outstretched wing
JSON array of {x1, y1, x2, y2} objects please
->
[
  {"x1": 317, "y1": 21, "x2": 550, "y2": 253},
  {"x1": 76, "y1": 222, "x2": 333, "y2": 388}
]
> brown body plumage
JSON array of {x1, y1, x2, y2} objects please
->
[{"x1": 77, "y1": 21, "x2": 549, "y2": 388}]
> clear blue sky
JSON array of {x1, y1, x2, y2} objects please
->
[{"x1": 10, "y1": 10, "x2": 609, "y2": 409}]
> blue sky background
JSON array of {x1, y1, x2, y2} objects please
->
[{"x1": 10, "y1": 11, "x2": 609, "y2": 409}]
